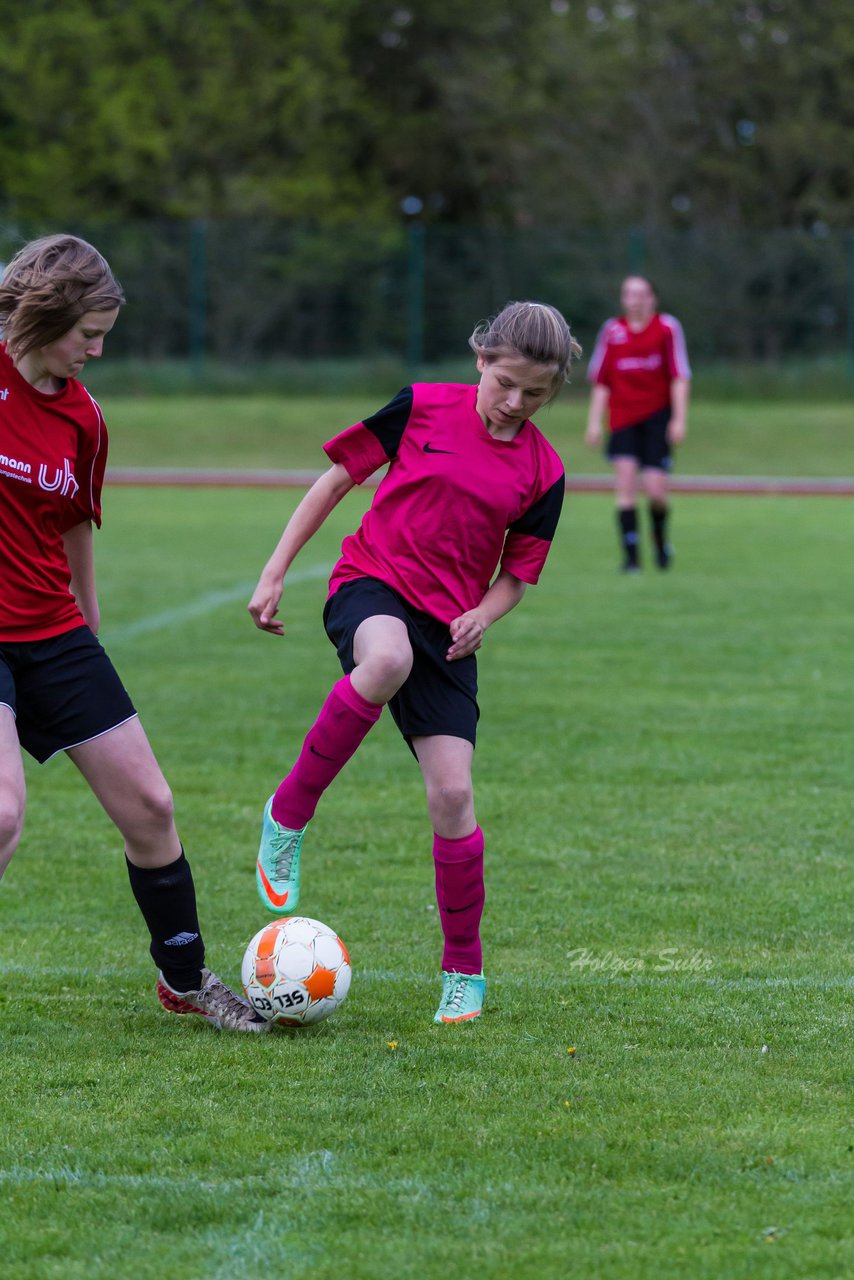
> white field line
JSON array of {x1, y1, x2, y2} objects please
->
[
  {"x1": 0, "y1": 959, "x2": 850, "y2": 992},
  {"x1": 0, "y1": 1159, "x2": 495, "y2": 1212},
  {"x1": 0, "y1": 1150, "x2": 336, "y2": 1195},
  {"x1": 105, "y1": 562, "x2": 331, "y2": 643}
]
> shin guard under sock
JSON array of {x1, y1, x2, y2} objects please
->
[
  {"x1": 650, "y1": 501, "x2": 669, "y2": 555},
  {"x1": 125, "y1": 850, "x2": 205, "y2": 991},
  {"x1": 272, "y1": 674, "x2": 383, "y2": 829},
  {"x1": 433, "y1": 827, "x2": 485, "y2": 975},
  {"x1": 618, "y1": 507, "x2": 639, "y2": 567}
]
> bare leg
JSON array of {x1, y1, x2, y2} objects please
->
[
  {"x1": 67, "y1": 716, "x2": 180, "y2": 868},
  {"x1": 614, "y1": 456, "x2": 640, "y2": 510},
  {"x1": 351, "y1": 614, "x2": 413, "y2": 703},
  {"x1": 0, "y1": 707, "x2": 26, "y2": 879},
  {"x1": 642, "y1": 467, "x2": 669, "y2": 506},
  {"x1": 413, "y1": 734, "x2": 476, "y2": 839},
  {"x1": 69, "y1": 716, "x2": 209, "y2": 990}
]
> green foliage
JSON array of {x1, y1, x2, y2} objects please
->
[
  {"x1": 0, "y1": 1, "x2": 851, "y2": 227},
  {"x1": 1, "y1": 484, "x2": 852, "y2": 1278}
]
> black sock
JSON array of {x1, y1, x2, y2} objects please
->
[
  {"x1": 126, "y1": 851, "x2": 205, "y2": 992},
  {"x1": 650, "y1": 502, "x2": 669, "y2": 555},
  {"x1": 617, "y1": 507, "x2": 639, "y2": 566}
]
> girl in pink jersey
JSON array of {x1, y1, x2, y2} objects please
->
[
  {"x1": 250, "y1": 301, "x2": 580, "y2": 1024},
  {"x1": 0, "y1": 235, "x2": 265, "y2": 1032},
  {"x1": 585, "y1": 276, "x2": 691, "y2": 572}
]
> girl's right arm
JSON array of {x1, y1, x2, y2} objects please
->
[{"x1": 248, "y1": 462, "x2": 355, "y2": 635}]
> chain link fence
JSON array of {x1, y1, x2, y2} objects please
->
[{"x1": 1, "y1": 219, "x2": 851, "y2": 370}]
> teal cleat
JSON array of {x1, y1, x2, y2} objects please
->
[
  {"x1": 433, "y1": 970, "x2": 486, "y2": 1024},
  {"x1": 256, "y1": 796, "x2": 307, "y2": 914}
]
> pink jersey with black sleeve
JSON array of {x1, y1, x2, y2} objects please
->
[
  {"x1": 0, "y1": 343, "x2": 108, "y2": 641},
  {"x1": 323, "y1": 382, "x2": 565, "y2": 625}
]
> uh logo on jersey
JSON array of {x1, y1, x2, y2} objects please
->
[{"x1": 38, "y1": 456, "x2": 80, "y2": 499}]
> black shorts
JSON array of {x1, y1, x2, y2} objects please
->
[
  {"x1": 323, "y1": 578, "x2": 479, "y2": 751},
  {"x1": 606, "y1": 407, "x2": 673, "y2": 470},
  {"x1": 0, "y1": 626, "x2": 137, "y2": 763}
]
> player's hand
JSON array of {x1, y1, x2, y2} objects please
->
[
  {"x1": 447, "y1": 611, "x2": 485, "y2": 661},
  {"x1": 248, "y1": 572, "x2": 286, "y2": 635},
  {"x1": 668, "y1": 419, "x2": 686, "y2": 445},
  {"x1": 584, "y1": 422, "x2": 602, "y2": 448}
]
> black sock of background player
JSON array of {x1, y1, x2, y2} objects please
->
[
  {"x1": 650, "y1": 502, "x2": 669, "y2": 555},
  {"x1": 618, "y1": 507, "x2": 639, "y2": 567},
  {"x1": 125, "y1": 851, "x2": 205, "y2": 992}
]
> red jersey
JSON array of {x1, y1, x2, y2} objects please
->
[
  {"x1": 323, "y1": 383, "x2": 565, "y2": 625},
  {"x1": 0, "y1": 343, "x2": 108, "y2": 641},
  {"x1": 587, "y1": 312, "x2": 691, "y2": 431}
]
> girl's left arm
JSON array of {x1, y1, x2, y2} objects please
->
[
  {"x1": 668, "y1": 376, "x2": 690, "y2": 444},
  {"x1": 446, "y1": 569, "x2": 527, "y2": 661},
  {"x1": 63, "y1": 520, "x2": 100, "y2": 635}
]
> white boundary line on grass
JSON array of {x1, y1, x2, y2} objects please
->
[
  {"x1": 0, "y1": 1150, "x2": 336, "y2": 1195},
  {"x1": 0, "y1": 960, "x2": 850, "y2": 990},
  {"x1": 105, "y1": 562, "x2": 331, "y2": 643}
]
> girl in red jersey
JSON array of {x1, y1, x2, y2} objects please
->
[
  {"x1": 585, "y1": 275, "x2": 691, "y2": 572},
  {"x1": 0, "y1": 235, "x2": 265, "y2": 1031},
  {"x1": 250, "y1": 301, "x2": 580, "y2": 1025}
]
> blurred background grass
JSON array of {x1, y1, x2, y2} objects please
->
[{"x1": 96, "y1": 386, "x2": 854, "y2": 478}]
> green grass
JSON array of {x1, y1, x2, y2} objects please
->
[
  {"x1": 100, "y1": 392, "x2": 854, "y2": 477},
  {"x1": 1, "y1": 483, "x2": 851, "y2": 1278},
  {"x1": 83, "y1": 354, "x2": 854, "y2": 403}
]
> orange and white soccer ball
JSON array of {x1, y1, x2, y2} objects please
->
[{"x1": 241, "y1": 916, "x2": 351, "y2": 1026}]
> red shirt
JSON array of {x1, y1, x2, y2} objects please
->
[
  {"x1": 0, "y1": 344, "x2": 108, "y2": 641},
  {"x1": 324, "y1": 383, "x2": 565, "y2": 625},
  {"x1": 587, "y1": 313, "x2": 691, "y2": 431}
]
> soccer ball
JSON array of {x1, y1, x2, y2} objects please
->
[{"x1": 241, "y1": 916, "x2": 351, "y2": 1026}]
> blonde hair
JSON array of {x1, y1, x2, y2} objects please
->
[
  {"x1": 0, "y1": 234, "x2": 125, "y2": 358},
  {"x1": 469, "y1": 300, "x2": 582, "y2": 395}
]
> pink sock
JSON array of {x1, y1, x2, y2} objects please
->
[
  {"x1": 433, "y1": 826, "x2": 485, "y2": 975},
  {"x1": 272, "y1": 675, "x2": 382, "y2": 828}
]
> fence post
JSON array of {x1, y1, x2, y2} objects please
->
[
  {"x1": 406, "y1": 220, "x2": 425, "y2": 374},
  {"x1": 628, "y1": 225, "x2": 645, "y2": 273},
  {"x1": 849, "y1": 228, "x2": 854, "y2": 379},
  {"x1": 189, "y1": 218, "x2": 208, "y2": 376}
]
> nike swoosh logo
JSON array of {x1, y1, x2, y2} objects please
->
[
  {"x1": 310, "y1": 744, "x2": 337, "y2": 762},
  {"x1": 257, "y1": 863, "x2": 290, "y2": 908},
  {"x1": 442, "y1": 901, "x2": 480, "y2": 914},
  {"x1": 423, "y1": 442, "x2": 456, "y2": 454}
]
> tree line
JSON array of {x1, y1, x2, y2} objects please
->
[{"x1": 0, "y1": 0, "x2": 851, "y2": 230}]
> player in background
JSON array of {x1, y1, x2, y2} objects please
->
[
  {"x1": 249, "y1": 301, "x2": 580, "y2": 1025},
  {"x1": 0, "y1": 235, "x2": 265, "y2": 1032},
  {"x1": 585, "y1": 276, "x2": 691, "y2": 571}
]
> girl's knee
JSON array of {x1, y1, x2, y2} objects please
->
[
  {"x1": 427, "y1": 779, "x2": 474, "y2": 828},
  {"x1": 0, "y1": 794, "x2": 25, "y2": 870},
  {"x1": 357, "y1": 642, "x2": 413, "y2": 699},
  {"x1": 136, "y1": 780, "x2": 175, "y2": 832}
]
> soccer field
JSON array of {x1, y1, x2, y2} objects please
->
[
  {"x1": 1, "y1": 484, "x2": 851, "y2": 1279},
  {"x1": 99, "y1": 392, "x2": 854, "y2": 477}
]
